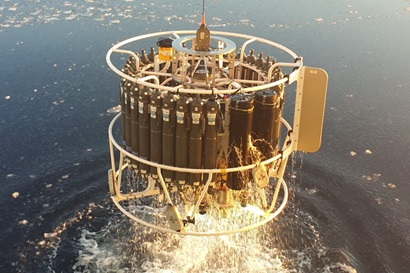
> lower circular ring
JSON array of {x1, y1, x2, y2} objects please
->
[{"x1": 111, "y1": 179, "x2": 288, "y2": 236}]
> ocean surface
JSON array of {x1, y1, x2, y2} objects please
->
[{"x1": 1, "y1": 0, "x2": 410, "y2": 272}]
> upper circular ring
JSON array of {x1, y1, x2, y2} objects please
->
[{"x1": 172, "y1": 35, "x2": 236, "y2": 56}]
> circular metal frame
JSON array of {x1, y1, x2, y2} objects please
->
[
  {"x1": 106, "y1": 30, "x2": 302, "y2": 95},
  {"x1": 106, "y1": 30, "x2": 300, "y2": 236}
]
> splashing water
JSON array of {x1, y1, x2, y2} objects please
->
[
  {"x1": 69, "y1": 200, "x2": 357, "y2": 273},
  {"x1": 72, "y1": 220, "x2": 290, "y2": 273}
]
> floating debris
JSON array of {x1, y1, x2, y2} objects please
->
[
  {"x1": 61, "y1": 174, "x2": 70, "y2": 179},
  {"x1": 19, "y1": 219, "x2": 28, "y2": 225},
  {"x1": 269, "y1": 24, "x2": 289, "y2": 28},
  {"x1": 362, "y1": 175, "x2": 372, "y2": 181},
  {"x1": 386, "y1": 183, "x2": 396, "y2": 189},
  {"x1": 365, "y1": 149, "x2": 372, "y2": 154},
  {"x1": 374, "y1": 197, "x2": 384, "y2": 205},
  {"x1": 12, "y1": 192, "x2": 19, "y2": 198},
  {"x1": 46, "y1": 184, "x2": 53, "y2": 188},
  {"x1": 350, "y1": 151, "x2": 357, "y2": 156},
  {"x1": 5, "y1": 95, "x2": 11, "y2": 100},
  {"x1": 0, "y1": 0, "x2": 407, "y2": 32},
  {"x1": 371, "y1": 173, "x2": 381, "y2": 182}
]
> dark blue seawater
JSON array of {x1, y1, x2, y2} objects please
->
[{"x1": 1, "y1": 1, "x2": 409, "y2": 272}]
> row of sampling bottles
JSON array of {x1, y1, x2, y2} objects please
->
[{"x1": 119, "y1": 78, "x2": 285, "y2": 191}]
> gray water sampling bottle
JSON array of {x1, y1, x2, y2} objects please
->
[
  {"x1": 138, "y1": 87, "x2": 151, "y2": 174},
  {"x1": 162, "y1": 92, "x2": 176, "y2": 182},
  {"x1": 175, "y1": 95, "x2": 190, "y2": 185},
  {"x1": 227, "y1": 93, "x2": 254, "y2": 190},
  {"x1": 253, "y1": 89, "x2": 280, "y2": 159},
  {"x1": 130, "y1": 85, "x2": 139, "y2": 168},
  {"x1": 189, "y1": 97, "x2": 205, "y2": 186},
  {"x1": 203, "y1": 98, "x2": 221, "y2": 183},
  {"x1": 150, "y1": 90, "x2": 162, "y2": 177}
]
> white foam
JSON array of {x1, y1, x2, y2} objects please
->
[
  {"x1": 74, "y1": 226, "x2": 289, "y2": 273},
  {"x1": 323, "y1": 262, "x2": 358, "y2": 272},
  {"x1": 73, "y1": 229, "x2": 124, "y2": 273},
  {"x1": 70, "y1": 199, "x2": 359, "y2": 273}
]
